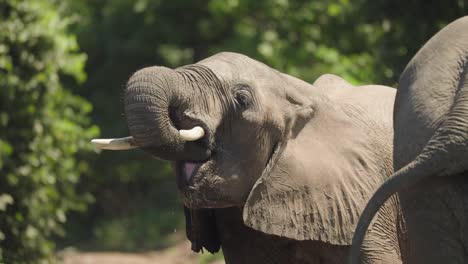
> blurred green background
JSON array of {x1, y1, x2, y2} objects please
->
[{"x1": 0, "y1": 0, "x2": 466, "y2": 263}]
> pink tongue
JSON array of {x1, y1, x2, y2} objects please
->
[{"x1": 184, "y1": 162, "x2": 198, "y2": 180}]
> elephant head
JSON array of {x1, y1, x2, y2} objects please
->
[
  {"x1": 93, "y1": 52, "x2": 396, "y2": 253},
  {"x1": 349, "y1": 16, "x2": 468, "y2": 263}
]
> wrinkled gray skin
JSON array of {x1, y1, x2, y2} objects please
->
[
  {"x1": 123, "y1": 52, "x2": 398, "y2": 263},
  {"x1": 350, "y1": 16, "x2": 468, "y2": 264}
]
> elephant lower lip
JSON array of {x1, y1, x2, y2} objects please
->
[{"x1": 177, "y1": 161, "x2": 203, "y2": 183}]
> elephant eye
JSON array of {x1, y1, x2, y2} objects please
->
[{"x1": 233, "y1": 86, "x2": 253, "y2": 110}]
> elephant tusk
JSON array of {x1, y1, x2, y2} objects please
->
[
  {"x1": 91, "y1": 136, "x2": 137, "y2": 150},
  {"x1": 179, "y1": 126, "x2": 205, "y2": 141}
]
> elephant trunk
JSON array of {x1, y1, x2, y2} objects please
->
[{"x1": 124, "y1": 66, "x2": 210, "y2": 161}]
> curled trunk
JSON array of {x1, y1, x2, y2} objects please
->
[{"x1": 124, "y1": 66, "x2": 210, "y2": 161}]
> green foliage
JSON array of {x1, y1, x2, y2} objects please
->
[
  {"x1": 202, "y1": 0, "x2": 381, "y2": 84},
  {"x1": 0, "y1": 0, "x2": 97, "y2": 262},
  {"x1": 92, "y1": 207, "x2": 184, "y2": 251},
  {"x1": 356, "y1": 0, "x2": 468, "y2": 84},
  {"x1": 198, "y1": 250, "x2": 224, "y2": 264}
]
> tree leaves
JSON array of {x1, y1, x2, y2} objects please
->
[{"x1": 0, "y1": 0, "x2": 97, "y2": 262}]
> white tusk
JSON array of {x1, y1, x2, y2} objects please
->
[
  {"x1": 179, "y1": 126, "x2": 205, "y2": 141},
  {"x1": 91, "y1": 136, "x2": 137, "y2": 150}
]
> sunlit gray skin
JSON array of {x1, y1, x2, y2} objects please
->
[
  {"x1": 123, "y1": 52, "x2": 398, "y2": 263},
  {"x1": 350, "y1": 16, "x2": 468, "y2": 264}
]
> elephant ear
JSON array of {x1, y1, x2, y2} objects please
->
[
  {"x1": 243, "y1": 74, "x2": 394, "y2": 245},
  {"x1": 184, "y1": 207, "x2": 221, "y2": 253}
]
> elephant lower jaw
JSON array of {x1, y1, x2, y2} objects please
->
[{"x1": 175, "y1": 159, "x2": 229, "y2": 208}]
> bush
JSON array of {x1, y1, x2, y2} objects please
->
[{"x1": 0, "y1": 0, "x2": 98, "y2": 262}]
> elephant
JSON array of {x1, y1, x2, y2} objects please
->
[
  {"x1": 349, "y1": 16, "x2": 468, "y2": 264},
  {"x1": 92, "y1": 52, "x2": 398, "y2": 263}
]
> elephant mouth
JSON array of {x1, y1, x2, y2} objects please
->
[
  {"x1": 174, "y1": 140, "x2": 283, "y2": 194},
  {"x1": 176, "y1": 160, "x2": 204, "y2": 183}
]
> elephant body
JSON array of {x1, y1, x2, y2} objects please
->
[
  {"x1": 95, "y1": 52, "x2": 398, "y2": 263},
  {"x1": 394, "y1": 17, "x2": 468, "y2": 263},
  {"x1": 218, "y1": 205, "x2": 405, "y2": 264},
  {"x1": 398, "y1": 175, "x2": 468, "y2": 263},
  {"x1": 208, "y1": 207, "x2": 349, "y2": 263},
  {"x1": 350, "y1": 16, "x2": 468, "y2": 264}
]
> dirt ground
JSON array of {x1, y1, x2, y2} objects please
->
[{"x1": 61, "y1": 240, "x2": 224, "y2": 264}]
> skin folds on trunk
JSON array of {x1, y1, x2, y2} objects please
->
[{"x1": 124, "y1": 66, "x2": 210, "y2": 161}]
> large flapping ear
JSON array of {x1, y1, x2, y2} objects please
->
[
  {"x1": 243, "y1": 74, "x2": 395, "y2": 245},
  {"x1": 184, "y1": 207, "x2": 221, "y2": 253}
]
